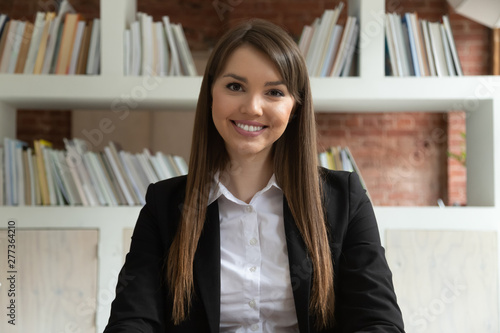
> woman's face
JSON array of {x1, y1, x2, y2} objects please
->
[{"x1": 211, "y1": 44, "x2": 295, "y2": 163}]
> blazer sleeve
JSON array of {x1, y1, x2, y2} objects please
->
[
  {"x1": 104, "y1": 182, "x2": 168, "y2": 333},
  {"x1": 332, "y1": 172, "x2": 405, "y2": 333}
]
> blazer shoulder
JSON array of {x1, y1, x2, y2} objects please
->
[
  {"x1": 149, "y1": 175, "x2": 187, "y2": 198},
  {"x1": 319, "y1": 167, "x2": 368, "y2": 202}
]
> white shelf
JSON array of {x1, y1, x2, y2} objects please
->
[
  {"x1": 2, "y1": 75, "x2": 500, "y2": 111},
  {"x1": 0, "y1": 74, "x2": 202, "y2": 110}
]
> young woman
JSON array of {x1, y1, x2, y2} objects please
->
[{"x1": 104, "y1": 19, "x2": 405, "y2": 333}]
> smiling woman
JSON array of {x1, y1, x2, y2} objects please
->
[
  {"x1": 104, "y1": 19, "x2": 405, "y2": 333},
  {"x1": 211, "y1": 44, "x2": 295, "y2": 200}
]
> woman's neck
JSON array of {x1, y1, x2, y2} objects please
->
[{"x1": 220, "y1": 154, "x2": 274, "y2": 204}]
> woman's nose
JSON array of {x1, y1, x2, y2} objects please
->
[{"x1": 240, "y1": 94, "x2": 264, "y2": 116}]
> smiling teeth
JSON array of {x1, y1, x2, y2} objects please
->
[{"x1": 236, "y1": 122, "x2": 264, "y2": 132}]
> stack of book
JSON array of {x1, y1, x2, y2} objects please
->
[
  {"x1": 298, "y1": 2, "x2": 359, "y2": 77},
  {"x1": 124, "y1": 14, "x2": 196, "y2": 76},
  {"x1": 318, "y1": 146, "x2": 370, "y2": 198},
  {"x1": 0, "y1": 138, "x2": 188, "y2": 206},
  {"x1": 385, "y1": 12, "x2": 462, "y2": 77},
  {"x1": 0, "y1": 0, "x2": 100, "y2": 75}
]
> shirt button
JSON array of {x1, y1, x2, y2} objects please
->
[
  {"x1": 245, "y1": 206, "x2": 253, "y2": 213},
  {"x1": 249, "y1": 238, "x2": 258, "y2": 246},
  {"x1": 248, "y1": 300, "x2": 256, "y2": 309},
  {"x1": 250, "y1": 324, "x2": 259, "y2": 331},
  {"x1": 249, "y1": 266, "x2": 257, "y2": 272}
]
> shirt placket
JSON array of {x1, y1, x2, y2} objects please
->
[{"x1": 243, "y1": 204, "x2": 261, "y2": 330}]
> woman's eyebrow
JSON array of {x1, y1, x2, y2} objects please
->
[
  {"x1": 222, "y1": 73, "x2": 284, "y2": 87},
  {"x1": 222, "y1": 73, "x2": 247, "y2": 83}
]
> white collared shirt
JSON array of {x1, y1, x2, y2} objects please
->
[{"x1": 208, "y1": 174, "x2": 299, "y2": 333}]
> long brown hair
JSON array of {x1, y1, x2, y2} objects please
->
[{"x1": 167, "y1": 18, "x2": 334, "y2": 328}]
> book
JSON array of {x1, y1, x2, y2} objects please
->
[
  {"x1": 442, "y1": 15, "x2": 463, "y2": 76},
  {"x1": 341, "y1": 21, "x2": 359, "y2": 77},
  {"x1": 41, "y1": 0, "x2": 75, "y2": 74},
  {"x1": 421, "y1": 19, "x2": 437, "y2": 76},
  {"x1": 33, "y1": 12, "x2": 56, "y2": 74},
  {"x1": 156, "y1": 151, "x2": 178, "y2": 179},
  {"x1": 428, "y1": 21, "x2": 448, "y2": 76},
  {"x1": 76, "y1": 20, "x2": 91, "y2": 75},
  {"x1": 85, "y1": 151, "x2": 116, "y2": 206},
  {"x1": 330, "y1": 16, "x2": 357, "y2": 77},
  {"x1": 440, "y1": 23, "x2": 455, "y2": 76},
  {"x1": 55, "y1": 13, "x2": 82, "y2": 74},
  {"x1": 139, "y1": 13, "x2": 153, "y2": 76},
  {"x1": 104, "y1": 141, "x2": 139, "y2": 205},
  {"x1": 0, "y1": 137, "x2": 188, "y2": 206},
  {"x1": 31, "y1": 152, "x2": 42, "y2": 205},
  {"x1": 320, "y1": 25, "x2": 343, "y2": 77},
  {"x1": 304, "y1": 17, "x2": 321, "y2": 73},
  {"x1": 100, "y1": 152, "x2": 127, "y2": 205},
  {"x1": 53, "y1": 149, "x2": 82, "y2": 205},
  {"x1": 162, "y1": 16, "x2": 181, "y2": 76},
  {"x1": 309, "y1": 9, "x2": 336, "y2": 77},
  {"x1": 68, "y1": 20, "x2": 85, "y2": 74},
  {"x1": 385, "y1": 11, "x2": 462, "y2": 77},
  {"x1": 3, "y1": 138, "x2": 14, "y2": 205},
  {"x1": 403, "y1": 13, "x2": 420, "y2": 76},
  {"x1": 65, "y1": 143, "x2": 89, "y2": 206},
  {"x1": 155, "y1": 21, "x2": 168, "y2": 76},
  {"x1": 15, "y1": 142, "x2": 26, "y2": 205},
  {"x1": 0, "y1": 20, "x2": 18, "y2": 73},
  {"x1": 318, "y1": 146, "x2": 370, "y2": 199},
  {"x1": 7, "y1": 21, "x2": 26, "y2": 74},
  {"x1": 25, "y1": 147, "x2": 35, "y2": 205},
  {"x1": 14, "y1": 22, "x2": 34, "y2": 73},
  {"x1": 48, "y1": 149, "x2": 69, "y2": 205},
  {"x1": 24, "y1": 12, "x2": 46, "y2": 74},
  {"x1": 173, "y1": 155, "x2": 188, "y2": 175},
  {"x1": 119, "y1": 151, "x2": 147, "y2": 205},
  {"x1": 172, "y1": 23, "x2": 197, "y2": 76},
  {"x1": 42, "y1": 142, "x2": 58, "y2": 205},
  {"x1": 0, "y1": 14, "x2": 8, "y2": 35},
  {"x1": 298, "y1": 25, "x2": 314, "y2": 57},
  {"x1": 34, "y1": 139, "x2": 51, "y2": 205},
  {"x1": 69, "y1": 138, "x2": 100, "y2": 206},
  {"x1": 411, "y1": 13, "x2": 429, "y2": 76},
  {"x1": 343, "y1": 147, "x2": 370, "y2": 200},
  {"x1": 86, "y1": 18, "x2": 100, "y2": 75},
  {"x1": 129, "y1": 20, "x2": 141, "y2": 76},
  {"x1": 317, "y1": 2, "x2": 344, "y2": 76}
]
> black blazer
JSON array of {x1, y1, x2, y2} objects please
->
[{"x1": 104, "y1": 169, "x2": 405, "y2": 333}]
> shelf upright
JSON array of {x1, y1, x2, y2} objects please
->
[
  {"x1": 349, "y1": 0, "x2": 385, "y2": 79},
  {"x1": 100, "y1": 0, "x2": 136, "y2": 77},
  {"x1": 0, "y1": 102, "x2": 16, "y2": 140}
]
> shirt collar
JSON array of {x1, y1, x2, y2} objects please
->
[{"x1": 208, "y1": 171, "x2": 281, "y2": 206}]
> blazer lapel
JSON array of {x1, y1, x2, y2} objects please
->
[
  {"x1": 283, "y1": 197, "x2": 312, "y2": 333},
  {"x1": 193, "y1": 200, "x2": 221, "y2": 333}
]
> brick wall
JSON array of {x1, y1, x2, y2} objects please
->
[{"x1": 3, "y1": 0, "x2": 488, "y2": 206}]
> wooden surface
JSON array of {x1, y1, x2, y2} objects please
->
[
  {"x1": 0, "y1": 229, "x2": 98, "y2": 333},
  {"x1": 386, "y1": 230, "x2": 499, "y2": 333}
]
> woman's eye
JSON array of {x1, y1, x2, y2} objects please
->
[
  {"x1": 226, "y1": 83, "x2": 243, "y2": 91},
  {"x1": 268, "y1": 89, "x2": 285, "y2": 97}
]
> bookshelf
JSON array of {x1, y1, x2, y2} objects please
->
[{"x1": 1, "y1": 0, "x2": 500, "y2": 332}]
